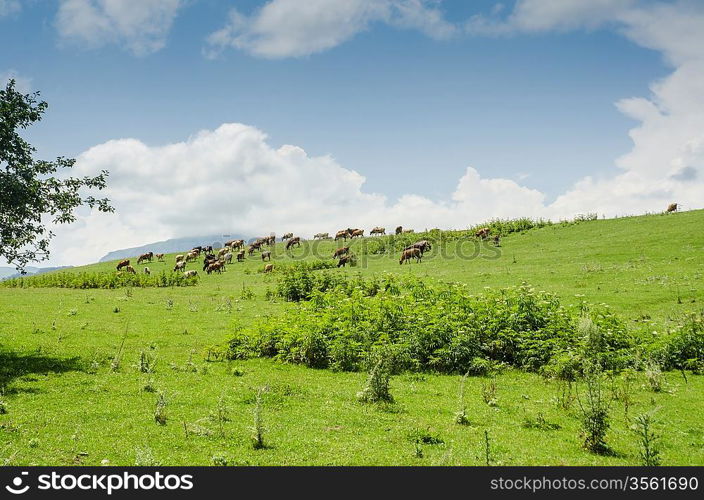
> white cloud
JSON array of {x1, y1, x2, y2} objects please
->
[
  {"x1": 206, "y1": 0, "x2": 456, "y2": 59},
  {"x1": 55, "y1": 0, "x2": 185, "y2": 56},
  {"x1": 0, "y1": 69, "x2": 32, "y2": 93},
  {"x1": 466, "y1": 0, "x2": 636, "y2": 35},
  {"x1": 0, "y1": 0, "x2": 20, "y2": 17}
]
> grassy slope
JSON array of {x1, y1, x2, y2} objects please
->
[{"x1": 0, "y1": 210, "x2": 702, "y2": 465}]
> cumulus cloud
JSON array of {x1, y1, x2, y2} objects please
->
[
  {"x1": 0, "y1": 0, "x2": 20, "y2": 17},
  {"x1": 205, "y1": 0, "x2": 456, "y2": 59},
  {"x1": 55, "y1": 0, "x2": 185, "y2": 56},
  {"x1": 46, "y1": 123, "x2": 544, "y2": 265}
]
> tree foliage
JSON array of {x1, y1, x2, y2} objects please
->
[{"x1": 0, "y1": 79, "x2": 113, "y2": 271}]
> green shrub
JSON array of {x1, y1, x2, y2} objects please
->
[{"x1": 1, "y1": 270, "x2": 197, "y2": 289}]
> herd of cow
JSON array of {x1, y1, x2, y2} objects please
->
[{"x1": 114, "y1": 225, "x2": 500, "y2": 278}]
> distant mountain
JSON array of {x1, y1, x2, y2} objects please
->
[
  {"x1": 99, "y1": 234, "x2": 249, "y2": 263},
  {"x1": 0, "y1": 265, "x2": 73, "y2": 281}
]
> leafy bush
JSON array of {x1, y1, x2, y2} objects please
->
[
  {"x1": 228, "y1": 274, "x2": 639, "y2": 374},
  {"x1": 1, "y1": 270, "x2": 197, "y2": 289}
]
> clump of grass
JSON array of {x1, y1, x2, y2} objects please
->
[
  {"x1": 251, "y1": 387, "x2": 267, "y2": 450},
  {"x1": 136, "y1": 350, "x2": 157, "y2": 374},
  {"x1": 142, "y1": 377, "x2": 156, "y2": 393},
  {"x1": 414, "y1": 442, "x2": 424, "y2": 459},
  {"x1": 165, "y1": 298, "x2": 174, "y2": 310},
  {"x1": 482, "y1": 376, "x2": 498, "y2": 406},
  {"x1": 644, "y1": 361, "x2": 665, "y2": 393},
  {"x1": 154, "y1": 392, "x2": 168, "y2": 425},
  {"x1": 0, "y1": 399, "x2": 7, "y2": 415},
  {"x1": 633, "y1": 413, "x2": 662, "y2": 466},
  {"x1": 454, "y1": 372, "x2": 470, "y2": 425},
  {"x1": 577, "y1": 369, "x2": 612, "y2": 454},
  {"x1": 408, "y1": 427, "x2": 444, "y2": 445},
  {"x1": 522, "y1": 412, "x2": 560, "y2": 431},
  {"x1": 357, "y1": 357, "x2": 394, "y2": 404},
  {"x1": 231, "y1": 367, "x2": 245, "y2": 377},
  {"x1": 210, "y1": 395, "x2": 230, "y2": 438}
]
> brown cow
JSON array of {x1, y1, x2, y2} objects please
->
[
  {"x1": 493, "y1": 234, "x2": 501, "y2": 246},
  {"x1": 137, "y1": 252, "x2": 153, "y2": 264},
  {"x1": 403, "y1": 229, "x2": 414, "y2": 234},
  {"x1": 399, "y1": 247, "x2": 422, "y2": 265},
  {"x1": 475, "y1": 227, "x2": 490, "y2": 239},
  {"x1": 666, "y1": 203, "x2": 678, "y2": 213},
  {"x1": 335, "y1": 230, "x2": 349, "y2": 241},
  {"x1": 185, "y1": 251, "x2": 199, "y2": 262},
  {"x1": 264, "y1": 263, "x2": 274, "y2": 273},
  {"x1": 370, "y1": 226, "x2": 385, "y2": 236},
  {"x1": 286, "y1": 237, "x2": 301, "y2": 250},
  {"x1": 124, "y1": 265, "x2": 137, "y2": 274},
  {"x1": 116, "y1": 259, "x2": 130, "y2": 271},
  {"x1": 337, "y1": 255, "x2": 353, "y2": 268},
  {"x1": 156, "y1": 253, "x2": 165, "y2": 262},
  {"x1": 206, "y1": 261, "x2": 224, "y2": 274},
  {"x1": 405, "y1": 240, "x2": 431, "y2": 255},
  {"x1": 237, "y1": 250, "x2": 245, "y2": 262},
  {"x1": 248, "y1": 243, "x2": 261, "y2": 256},
  {"x1": 333, "y1": 246, "x2": 349, "y2": 258},
  {"x1": 350, "y1": 229, "x2": 364, "y2": 239},
  {"x1": 261, "y1": 251, "x2": 272, "y2": 261},
  {"x1": 395, "y1": 226, "x2": 403, "y2": 235}
]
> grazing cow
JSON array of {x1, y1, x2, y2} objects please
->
[
  {"x1": 116, "y1": 259, "x2": 130, "y2": 271},
  {"x1": 143, "y1": 267, "x2": 151, "y2": 275},
  {"x1": 370, "y1": 226, "x2": 385, "y2": 236},
  {"x1": 203, "y1": 257, "x2": 217, "y2": 272},
  {"x1": 493, "y1": 234, "x2": 501, "y2": 246},
  {"x1": 403, "y1": 229, "x2": 415, "y2": 234},
  {"x1": 186, "y1": 251, "x2": 199, "y2": 262},
  {"x1": 224, "y1": 252, "x2": 233, "y2": 264},
  {"x1": 475, "y1": 227, "x2": 490, "y2": 239},
  {"x1": 174, "y1": 261, "x2": 186, "y2": 272},
  {"x1": 156, "y1": 253, "x2": 165, "y2": 262},
  {"x1": 666, "y1": 203, "x2": 678, "y2": 213},
  {"x1": 183, "y1": 270, "x2": 198, "y2": 279},
  {"x1": 175, "y1": 254, "x2": 185, "y2": 263},
  {"x1": 335, "y1": 230, "x2": 349, "y2": 241},
  {"x1": 125, "y1": 265, "x2": 137, "y2": 274},
  {"x1": 314, "y1": 232, "x2": 330, "y2": 240},
  {"x1": 337, "y1": 255, "x2": 353, "y2": 268},
  {"x1": 282, "y1": 232, "x2": 294, "y2": 240},
  {"x1": 137, "y1": 252, "x2": 153, "y2": 264},
  {"x1": 333, "y1": 246, "x2": 350, "y2": 258},
  {"x1": 204, "y1": 246, "x2": 214, "y2": 253},
  {"x1": 192, "y1": 246, "x2": 203, "y2": 253},
  {"x1": 248, "y1": 244, "x2": 260, "y2": 256},
  {"x1": 286, "y1": 237, "x2": 301, "y2": 250},
  {"x1": 399, "y1": 247, "x2": 422, "y2": 264},
  {"x1": 395, "y1": 226, "x2": 403, "y2": 235},
  {"x1": 405, "y1": 240, "x2": 431, "y2": 255},
  {"x1": 261, "y1": 251, "x2": 272, "y2": 261},
  {"x1": 217, "y1": 247, "x2": 228, "y2": 258},
  {"x1": 237, "y1": 251, "x2": 245, "y2": 262},
  {"x1": 206, "y1": 261, "x2": 224, "y2": 274},
  {"x1": 227, "y1": 239, "x2": 244, "y2": 250},
  {"x1": 264, "y1": 264, "x2": 274, "y2": 273},
  {"x1": 350, "y1": 229, "x2": 364, "y2": 239}
]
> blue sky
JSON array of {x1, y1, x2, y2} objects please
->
[{"x1": 1, "y1": 0, "x2": 702, "y2": 265}]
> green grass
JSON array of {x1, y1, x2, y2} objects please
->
[{"x1": 0, "y1": 210, "x2": 702, "y2": 465}]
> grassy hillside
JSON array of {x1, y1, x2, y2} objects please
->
[{"x1": 0, "y1": 210, "x2": 702, "y2": 465}]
